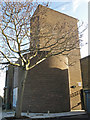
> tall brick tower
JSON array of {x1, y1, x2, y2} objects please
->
[
  {"x1": 30, "y1": 5, "x2": 82, "y2": 110},
  {"x1": 4, "y1": 5, "x2": 82, "y2": 112}
]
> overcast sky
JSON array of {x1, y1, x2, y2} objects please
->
[{"x1": 0, "y1": 0, "x2": 89, "y2": 97}]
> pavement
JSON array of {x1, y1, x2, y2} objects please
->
[
  {"x1": 0, "y1": 110, "x2": 90, "y2": 120},
  {"x1": 0, "y1": 107, "x2": 2, "y2": 120}
]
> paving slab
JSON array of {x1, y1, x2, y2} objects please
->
[{"x1": 2, "y1": 111, "x2": 88, "y2": 120}]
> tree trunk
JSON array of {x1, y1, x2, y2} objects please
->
[{"x1": 15, "y1": 68, "x2": 28, "y2": 118}]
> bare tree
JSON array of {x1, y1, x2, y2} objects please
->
[{"x1": 0, "y1": 1, "x2": 87, "y2": 118}]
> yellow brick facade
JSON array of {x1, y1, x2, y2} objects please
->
[{"x1": 31, "y1": 5, "x2": 82, "y2": 110}]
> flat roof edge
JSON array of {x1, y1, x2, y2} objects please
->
[{"x1": 38, "y1": 4, "x2": 78, "y2": 21}]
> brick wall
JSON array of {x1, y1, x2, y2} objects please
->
[
  {"x1": 21, "y1": 56, "x2": 70, "y2": 112},
  {"x1": 80, "y1": 56, "x2": 90, "y2": 89},
  {"x1": 4, "y1": 65, "x2": 14, "y2": 109},
  {"x1": 30, "y1": 5, "x2": 82, "y2": 110},
  {"x1": 12, "y1": 5, "x2": 82, "y2": 112},
  {"x1": 13, "y1": 54, "x2": 70, "y2": 112},
  {"x1": 68, "y1": 49, "x2": 82, "y2": 110}
]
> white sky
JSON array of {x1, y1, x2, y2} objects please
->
[
  {"x1": 0, "y1": 0, "x2": 89, "y2": 97},
  {"x1": 0, "y1": 71, "x2": 6, "y2": 97}
]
